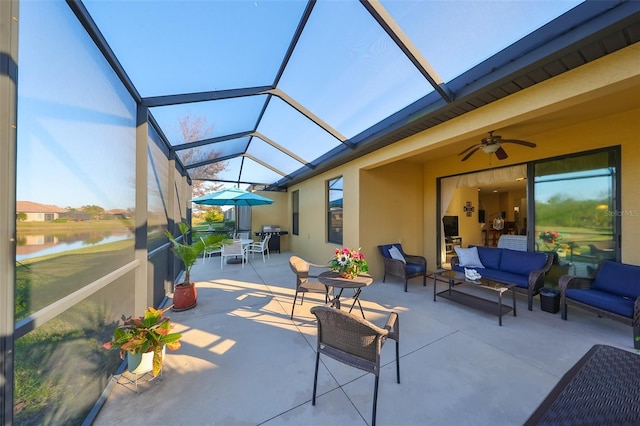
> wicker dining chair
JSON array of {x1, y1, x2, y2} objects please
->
[
  {"x1": 289, "y1": 256, "x2": 332, "y2": 319},
  {"x1": 310, "y1": 306, "x2": 400, "y2": 426}
]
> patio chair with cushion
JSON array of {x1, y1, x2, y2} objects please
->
[
  {"x1": 560, "y1": 260, "x2": 640, "y2": 348},
  {"x1": 310, "y1": 305, "x2": 400, "y2": 426},
  {"x1": 289, "y1": 256, "x2": 332, "y2": 319},
  {"x1": 377, "y1": 243, "x2": 427, "y2": 292}
]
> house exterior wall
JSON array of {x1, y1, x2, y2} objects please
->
[
  {"x1": 286, "y1": 164, "x2": 363, "y2": 265},
  {"x1": 287, "y1": 43, "x2": 640, "y2": 278},
  {"x1": 251, "y1": 191, "x2": 290, "y2": 251},
  {"x1": 22, "y1": 212, "x2": 59, "y2": 222}
]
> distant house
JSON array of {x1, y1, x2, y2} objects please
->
[
  {"x1": 104, "y1": 209, "x2": 131, "y2": 220},
  {"x1": 16, "y1": 201, "x2": 68, "y2": 222}
]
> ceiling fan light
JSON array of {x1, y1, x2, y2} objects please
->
[{"x1": 482, "y1": 144, "x2": 500, "y2": 154}]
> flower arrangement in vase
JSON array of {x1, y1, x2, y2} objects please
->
[
  {"x1": 539, "y1": 231, "x2": 561, "y2": 244},
  {"x1": 330, "y1": 247, "x2": 368, "y2": 279}
]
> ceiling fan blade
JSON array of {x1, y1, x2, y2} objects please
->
[
  {"x1": 461, "y1": 147, "x2": 480, "y2": 161},
  {"x1": 458, "y1": 144, "x2": 480, "y2": 156},
  {"x1": 500, "y1": 139, "x2": 536, "y2": 147},
  {"x1": 495, "y1": 146, "x2": 508, "y2": 160}
]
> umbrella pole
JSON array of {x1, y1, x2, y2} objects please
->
[
  {"x1": 235, "y1": 204, "x2": 239, "y2": 238},
  {"x1": 227, "y1": 204, "x2": 243, "y2": 264}
]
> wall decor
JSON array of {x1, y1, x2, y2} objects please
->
[{"x1": 463, "y1": 201, "x2": 475, "y2": 217}]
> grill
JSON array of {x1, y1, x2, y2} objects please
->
[
  {"x1": 255, "y1": 225, "x2": 288, "y2": 253},
  {"x1": 261, "y1": 225, "x2": 281, "y2": 233}
]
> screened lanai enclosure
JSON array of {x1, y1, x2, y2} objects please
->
[{"x1": 1, "y1": 0, "x2": 639, "y2": 424}]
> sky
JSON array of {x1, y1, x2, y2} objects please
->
[
  {"x1": 16, "y1": 0, "x2": 583, "y2": 210},
  {"x1": 535, "y1": 171, "x2": 613, "y2": 204}
]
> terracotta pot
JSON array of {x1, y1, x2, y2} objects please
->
[{"x1": 173, "y1": 282, "x2": 197, "y2": 311}]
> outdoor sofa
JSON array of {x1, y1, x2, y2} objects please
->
[
  {"x1": 451, "y1": 245, "x2": 553, "y2": 311},
  {"x1": 559, "y1": 260, "x2": 640, "y2": 348}
]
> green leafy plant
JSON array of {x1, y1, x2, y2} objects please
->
[
  {"x1": 103, "y1": 306, "x2": 182, "y2": 376},
  {"x1": 165, "y1": 221, "x2": 228, "y2": 284}
]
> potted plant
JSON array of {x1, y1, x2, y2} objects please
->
[
  {"x1": 103, "y1": 306, "x2": 182, "y2": 377},
  {"x1": 165, "y1": 222, "x2": 228, "y2": 311}
]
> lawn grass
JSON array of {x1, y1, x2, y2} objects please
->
[{"x1": 14, "y1": 245, "x2": 133, "y2": 425}]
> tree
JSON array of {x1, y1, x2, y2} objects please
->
[
  {"x1": 204, "y1": 208, "x2": 223, "y2": 223},
  {"x1": 173, "y1": 114, "x2": 227, "y2": 201},
  {"x1": 81, "y1": 205, "x2": 104, "y2": 220}
]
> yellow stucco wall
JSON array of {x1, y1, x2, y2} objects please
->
[
  {"x1": 284, "y1": 164, "x2": 365, "y2": 265},
  {"x1": 359, "y1": 162, "x2": 424, "y2": 278},
  {"x1": 264, "y1": 43, "x2": 640, "y2": 278},
  {"x1": 250, "y1": 191, "x2": 289, "y2": 251}
]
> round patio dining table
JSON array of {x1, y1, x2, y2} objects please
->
[{"x1": 318, "y1": 271, "x2": 373, "y2": 319}]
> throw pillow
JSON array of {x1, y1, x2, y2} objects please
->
[
  {"x1": 388, "y1": 245, "x2": 406, "y2": 263},
  {"x1": 454, "y1": 246, "x2": 485, "y2": 268}
]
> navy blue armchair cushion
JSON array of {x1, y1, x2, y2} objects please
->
[
  {"x1": 565, "y1": 288, "x2": 635, "y2": 318},
  {"x1": 592, "y1": 261, "x2": 640, "y2": 299},
  {"x1": 378, "y1": 243, "x2": 399, "y2": 259}
]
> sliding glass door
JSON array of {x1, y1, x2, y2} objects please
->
[{"x1": 533, "y1": 148, "x2": 619, "y2": 279}]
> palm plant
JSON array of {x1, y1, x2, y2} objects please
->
[{"x1": 165, "y1": 221, "x2": 227, "y2": 284}]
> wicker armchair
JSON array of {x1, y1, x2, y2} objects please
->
[
  {"x1": 310, "y1": 306, "x2": 400, "y2": 426},
  {"x1": 289, "y1": 256, "x2": 333, "y2": 319},
  {"x1": 377, "y1": 244, "x2": 427, "y2": 292},
  {"x1": 559, "y1": 260, "x2": 640, "y2": 348}
]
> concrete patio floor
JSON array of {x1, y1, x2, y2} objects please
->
[{"x1": 93, "y1": 251, "x2": 634, "y2": 426}]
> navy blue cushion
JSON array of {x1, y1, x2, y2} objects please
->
[
  {"x1": 565, "y1": 288, "x2": 635, "y2": 318},
  {"x1": 406, "y1": 262, "x2": 425, "y2": 274},
  {"x1": 499, "y1": 249, "x2": 547, "y2": 276},
  {"x1": 379, "y1": 244, "x2": 403, "y2": 259},
  {"x1": 592, "y1": 261, "x2": 640, "y2": 299},
  {"x1": 472, "y1": 246, "x2": 502, "y2": 270}
]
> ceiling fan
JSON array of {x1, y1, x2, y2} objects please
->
[{"x1": 459, "y1": 131, "x2": 536, "y2": 161}]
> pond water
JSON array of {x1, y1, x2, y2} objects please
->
[{"x1": 16, "y1": 231, "x2": 133, "y2": 261}]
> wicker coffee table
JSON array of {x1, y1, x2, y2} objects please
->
[{"x1": 433, "y1": 269, "x2": 516, "y2": 326}]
